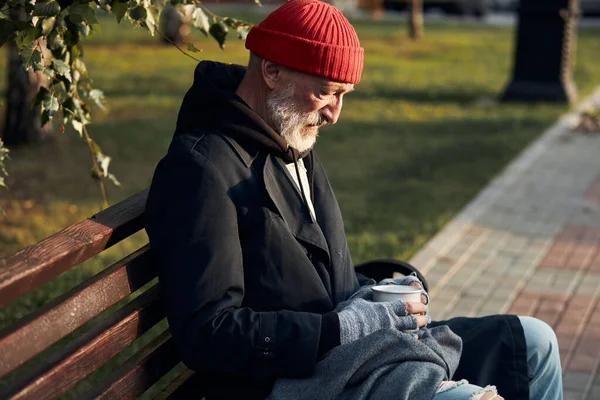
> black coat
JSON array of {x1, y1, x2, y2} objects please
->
[{"x1": 146, "y1": 131, "x2": 368, "y2": 398}]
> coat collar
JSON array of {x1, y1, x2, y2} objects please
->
[
  {"x1": 223, "y1": 134, "x2": 331, "y2": 268},
  {"x1": 263, "y1": 154, "x2": 331, "y2": 260},
  {"x1": 221, "y1": 135, "x2": 260, "y2": 168}
]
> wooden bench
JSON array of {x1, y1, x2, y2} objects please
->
[{"x1": 0, "y1": 189, "x2": 428, "y2": 400}]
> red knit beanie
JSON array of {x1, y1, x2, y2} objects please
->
[{"x1": 245, "y1": 0, "x2": 364, "y2": 84}]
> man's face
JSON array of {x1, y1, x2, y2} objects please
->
[{"x1": 266, "y1": 70, "x2": 354, "y2": 152}]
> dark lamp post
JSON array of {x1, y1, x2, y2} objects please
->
[{"x1": 501, "y1": 0, "x2": 579, "y2": 104}]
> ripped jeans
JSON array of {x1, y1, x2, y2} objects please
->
[{"x1": 433, "y1": 316, "x2": 563, "y2": 400}]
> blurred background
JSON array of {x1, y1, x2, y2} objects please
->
[{"x1": 0, "y1": 3, "x2": 599, "y2": 393}]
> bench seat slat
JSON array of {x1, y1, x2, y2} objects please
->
[
  {"x1": 1, "y1": 284, "x2": 164, "y2": 400},
  {"x1": 0, "y1": 245, "x2": 154, "y2": 379},
  {"x1": 84, "y1": 330, "x2": 179, "y2": 400},
  {"x1": 0, "y1": 190, "x2": 148, "y2": 308}
]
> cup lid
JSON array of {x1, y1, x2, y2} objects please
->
[{"x1": 371, "y1": 285, "x2": 422, "y2": 294}]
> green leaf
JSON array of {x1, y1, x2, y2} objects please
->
[
  {"x1": 209, "y1": 21, "x2": 228, "y2": 50},
  {"x1": 88, "y1": 89, "x2": 106, "y2": 111},
  {"x1": 41, "y1": 17, "x2": 56, "y2": 36},
  {"x1": 54, "y1": 17, "x2": 67, "y2": 34},
  {"x1": 21, "y1": 47, "x2": 42, "y2": 70},
  {"x1": 187, "y1": 42, "x2": 200, "y2": 53},
  {"x1": 129, "y1": 6, "x2": 146, "y2": 21},
  {"x1": 73, "y1": 58, "x2": 88, "y2": 77},
  {"x1": 47, "y1": 30, "x2": 65, "y2": 50},
  {"x1": 34, "y1": 87, "x2": 51, "y2": 108},
  {"x1": 0, "y1": 20, "x2": 16, "y2": 48},
  {"x1": 107, "y1": 173, "x2": 121, "y2": 187},
  {"x1": 33, "y1": 1, "x2": 61, "y2": 17},
  {"x1": 41, "y1": 65, "x2": 56, "y2": 79},
  {"x1": 222, "y1": 17, "x2": 240, "y2": 29},
  {"x1": 191, "y1": 7, "x2": 209, "y2": 36},
  {"x1": 89, "y1": 138, "x2": 101, "y2": 155},
  {"x1": 64, "y1": 17, "x2": 81, "y2": 47},
  {"x1": 53, "y1": 59, "x2": 72, "y2": 82},
  {"x1": 110, "y1": 1, "x2": 128, "y2": 23},
  {"x1": 236, "y1": 26, "x2": 250, "y2": 40},
  {"x1": 33, "y1": 62, "x2": 55, "y2": 80},
  {"x1": 90, "y1": 166, "x2": 101, "y2": 180},
  {"x1": 15, "y1": 22, "x2": 41, "y2": 47},
  {"x1": 42, "y1": 94, "x2": 60, "y2": 112},
  {"x1": 71, "y1": 119, "x2": 83, "y2": 136},
  {"x1": 79, "y1": 22, "x2": 90, "y2": 38},
  {"x1": 81, "y1": 102, "x2": 91, "y2": 121},
  {"x1": 144, "y1": 6, "x2": 156, "y2": 36},
  {"x1": 53, "y1": 80, "x2": 67, "y2": 96},
  {"x1": 68, "y1": 3, "x2": 98, "y2": 25},
  {"x1": 98, "y1": 153, "x2": 110, "y2": 175},
  {"x1": 41, "y1": 109, "x2": 51, "y2": 126}
]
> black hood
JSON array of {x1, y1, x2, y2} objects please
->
[{"x1": 175, "y1": 61, "x2": 304, "y2": 163}]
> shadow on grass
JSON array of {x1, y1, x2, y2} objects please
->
[
  {"x1": 352, "y1": 85, "x2": 499, "y2": 104},
  {"x1": 100, "y1": 75, "x2": 190, "y2": 98}
]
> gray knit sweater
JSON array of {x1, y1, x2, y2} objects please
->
[{"x1": 268, "y1": 326, "x2": 462, "y2": 400}]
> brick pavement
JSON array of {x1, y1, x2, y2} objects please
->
[{"x1": 409, "y1": 88, "x2": 600, "y2": 400}]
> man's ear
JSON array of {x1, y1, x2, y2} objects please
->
[{"x1": 262, "y1": 59, "x2": 282, "y2": 90}]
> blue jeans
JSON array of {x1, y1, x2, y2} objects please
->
[{"x1": 434, "y1": 316, "x2": 563, "y2": 400}]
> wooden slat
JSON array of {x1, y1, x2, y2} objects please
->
[
  {"x1": 0, "y1": 245, "x2": 155, "y2": 378},
  {"x1": 153, "y1": 369, "x2": 195, "y2": 400},
  {"x1": 165, "y1": 371, "x2": 209, "y2": 400},
  {"x1": 1, "y1": 285, "x2": 164, "y2": 400},
  {"x1": 0, "y1": 189, "x2": 148, "y2": 308},
  {"x1": 83, "y1": 330, "x2": 179, "y2": 400}
]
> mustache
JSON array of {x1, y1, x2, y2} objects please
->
[{"x1": 305, "y1": 112, "x2": 327, "y2": 127}]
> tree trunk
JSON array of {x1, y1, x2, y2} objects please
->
[
  {"x1": 371, "y1": 0, "x2": 385, "y2": 20},
  {"x1": 409, "y1": 0, "x2": 424, "y2": 40},
  {"x1": 1, "y1": 41, "x2": 46, "y2": 146}
]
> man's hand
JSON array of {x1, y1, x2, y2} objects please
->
[
  {"x1": 406, "y1": 301, "x2": 428, "y2": 328},
  {"x1": 386, "y1": 279, "x2": 429, "y2": 310},
  {"x1": 407, "y1": 281, "x2": 429, "y2": 307},
  {"x1": 337, "y1": 298, "x2": 420, "y2": 345}
]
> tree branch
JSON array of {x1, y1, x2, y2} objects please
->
[
  {"x1": 82, "y1": 124, "x2": 108, "y2": 208},
  {"x1": 155, "y1": 27, "x2": 202, "y2": 63}
]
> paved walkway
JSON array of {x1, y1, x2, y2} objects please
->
[{"x1": 409, "y1": 87, "x2": 600, "y2": 400}]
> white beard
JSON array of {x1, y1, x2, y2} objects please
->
[{"x1": 267, "y1": 84, "x2": 322, "y2": 153}]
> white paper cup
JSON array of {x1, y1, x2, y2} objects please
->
[{"x1": 371, "y1": 285, "x2": 422, "y2": 303}]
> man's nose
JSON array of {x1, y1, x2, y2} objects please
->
[{"x1": 321, "y1": 96, "x2": 343, "y2": 125}]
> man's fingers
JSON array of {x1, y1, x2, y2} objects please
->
[
  {"x1": 406, "y1": 301, "x2": 427, "y2": 315},
  {"x1": 407, "y1": 281, "x2": 428, "y2": 305},
  {"x1": 415, "y1": 314, "x2": 428, "y2": 328}
]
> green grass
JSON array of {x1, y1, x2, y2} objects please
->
[{"x1": 1, "y1": 11, "x2": 600, "y2": 396}]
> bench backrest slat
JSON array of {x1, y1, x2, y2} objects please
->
[
  {"x1": 0, "y1": 245, "x2": 154, "y2": 378},
  {"x1": 2, "y1": 284, "x2": 164, "y2": 400},
  {"x1": 0, "y1": 190, "x2": 148, "y2": 308},
  {"x1": 84, "y1": 330, "x2": 179, "y2": 400},
  {"x1": 153, "y1": 369, "x2": 196, "y2": 400}
]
